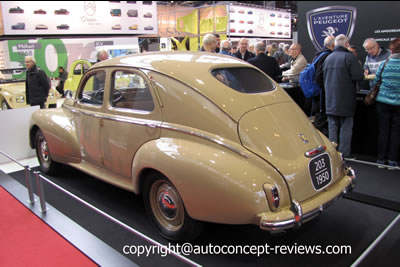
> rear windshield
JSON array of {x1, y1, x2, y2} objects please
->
[{"x1": 211, "y1": 67, "x2": 276, "y2": 93}]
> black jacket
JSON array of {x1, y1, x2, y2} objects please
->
[
  {"x1": 25, "y1": 65, "x2": 50, "y2": 105},
  {"x1": 233, "y1": 50, "x2": 255, "y2": 61},
  {"x1": 247, "y1": 53, "x2": 282, "y2": 82},
  {"x1": 323, "y1": 46, "x2": 364, "y2": 117},
  {"x1": 314, "y1": 47, "x2": 332, "y2": 90}
]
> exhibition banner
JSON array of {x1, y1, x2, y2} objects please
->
[
  {"x1": 0, "y1": 37, "x2": 139, "y2": 79},
  {"x1": 2, "y1": 1, "x2": 158, "y2": 35},
  {"x1": 306, "y1": 6, "x2": 357, "y2": 50},
  {"x1": 228, "y1": 4, "x2": 291, "y2": 38}
]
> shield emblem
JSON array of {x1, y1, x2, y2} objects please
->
[{"x1": 306, "y1": 6, "x2": 357, "y2": 50}]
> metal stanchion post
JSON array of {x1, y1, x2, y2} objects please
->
[
  {"x1": 34, "y1": 171, "x2": 48, "y2": 213},
  {"x1": 24, "y1": 166, "x2": 35, "y2": 204}
]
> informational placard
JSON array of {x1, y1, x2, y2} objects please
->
[
  {"x1": 2, "y1": 1, "x2": 158, "y2": 35},
  {"x1": 228, "y1": 5, "x2": 291, "y2": 38}
]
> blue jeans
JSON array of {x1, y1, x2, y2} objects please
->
[{"x1": 327, "y1": 115, "x2": 354, "y2": 157}]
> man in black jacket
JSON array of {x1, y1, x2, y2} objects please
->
[
  {"x1": 310, "y1": 35, "x2": 335, "y2": 116},
  {"x1": 247, "y1": 41, "x2": 282, "y2": 82},
  {"x1": 323, "y1": 34, "x2": 364, "y2": 158},
  {"x1": 25, "y1": 56, "x2": 50, "y2": 109},
  {"x1": 233, "y1": 38, "x2": 254, "y2": 61}
]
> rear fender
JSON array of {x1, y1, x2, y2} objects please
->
[{"x1": 132, "y1": 137, "x2": 290, "y2": 224}]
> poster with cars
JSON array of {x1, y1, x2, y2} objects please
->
[
  {"x1": 228, "y1": 4, "x2": 291, "y2": 38},
  {"x1": 2, "y1": 1, "x2": 158, "y2": 35}
]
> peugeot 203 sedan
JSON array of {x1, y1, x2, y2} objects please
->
[{"x1": 29, "y1": 52, "x2": 356, "y2": 241}]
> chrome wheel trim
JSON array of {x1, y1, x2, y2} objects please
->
[
  {"x1": 38, "y1": 136, "x2": 51, "y2": 169},
  {"x1": 1, "y1": 101, "x2": 8, "y2": 110},
  {"x1": 149, "y1": 180, "x2": 185, "y2": 232}
]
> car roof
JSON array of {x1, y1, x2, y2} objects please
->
[{"x1": 92, "y1": 51, "x2": 280, "y2": 121}]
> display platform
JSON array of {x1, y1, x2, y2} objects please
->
[{"x1": 4, "y1": 161, "x2": 400, "y2": 267}]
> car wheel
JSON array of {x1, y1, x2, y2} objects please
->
[
  {"x1": 1, "y1": 100, "x2": 10, "y2": 110},
  {"x1": 35, "y1": 130, "x2": 61, "y2": 175},
  {"x1": 143, "y1": 173, "x2": 203, "y2": 241}
]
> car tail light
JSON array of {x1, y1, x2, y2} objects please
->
[
  {"x1": 263, "y1": 184, "x2": 280, "y2": 211},
  {"x1": 304, "y1": 145, "x2": 326, "y2": 158}
]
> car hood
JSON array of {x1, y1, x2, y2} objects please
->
[
  {"x1": 238, "y1": 101, "x2": 333, "y2": 202},
  {"x1": 0, "y1": 82, "x2": 25, "y2": 95}
]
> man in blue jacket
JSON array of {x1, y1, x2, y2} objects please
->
[{"x1": 323, "y1": 34, "x2": 364, "y2": 158}]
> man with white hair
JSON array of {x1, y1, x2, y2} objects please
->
[
  {"x1": 322, "y1": 34, "x2": 364, "y2": 158},
  {"x1": 25, "y1": 56, "x2": 50, "y2": 109},
  {"x1": 201, "y1": 34, "x2": 217, "y2": 53},
  {"x1": 363, "y1": 38, "x2": 391, "y2": 88},
  {"x1": 233, "y1": 38, "x2": 254, "y2": 61},
  {"x1": 247, "y1": 41, "x2": 281, "y2": 82},
  {"x1": 282, "y1": 43, "x2": 307, "y2": 80},
  {"x1": 311, "y1": 35, "x2": 336, "y2": 116},
  {"x1": 219, "y1": 40, "x2": 233, "y2": 56}
]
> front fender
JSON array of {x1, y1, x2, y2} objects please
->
[
  {"x1": 30, "y1": 108, "x2": 81, "y2": 163},
  {"x1": 132, "y1": 137, "x2": 291, "y2": 225}
]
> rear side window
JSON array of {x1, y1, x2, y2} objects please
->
[{"x1": 211, "y1": 67, "x2": 276, "y2": 93}]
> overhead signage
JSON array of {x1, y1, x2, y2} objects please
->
[{"x1": 306, "y1": 6, "x2": 357, "y2": 50}]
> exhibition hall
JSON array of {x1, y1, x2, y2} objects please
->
[{"x1": 0, "y1": 1, "x2": 399, "y2": 266}]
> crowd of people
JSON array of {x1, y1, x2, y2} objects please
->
[{"x1": 200, "y1": 33, "x2": 399, "y2": 169}]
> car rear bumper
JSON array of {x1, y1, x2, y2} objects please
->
[{"x1": 258, "y1": 167, "x2": 355, "y2": 233}]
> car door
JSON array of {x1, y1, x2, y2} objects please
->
[
  {"x1": 101, "y1": 68, "x2": 162, "y2": 179},
  {"x1": 74, "y1": 69, "x2": 107, "y2": 168},
  {"x1": 66, "y1": 60, "x2": 92, "y2": 92}
]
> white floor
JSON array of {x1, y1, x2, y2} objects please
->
[{"x1": 0, "y1": 156, "x2": 39, "y2": 174}]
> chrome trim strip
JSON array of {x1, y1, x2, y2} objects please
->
[
  {"x1": 62, "y1": 105, "x2": 248, "y2": 158},
  {"x1": 161, "y1": 123, "x2": 249, "y2": 159}
]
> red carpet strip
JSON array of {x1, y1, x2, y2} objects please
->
[{"x1": 0, "y1": 186, "x2": 98, "y2": 267}]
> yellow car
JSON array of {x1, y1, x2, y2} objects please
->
[
  {"x1": 0, "y1": 69, "x2": 57, "y2": 110},
  {"x1": 129, "y1": 24, "x2": 138, "y2": 30},
  {"x1": 29, "y1": 52, "x2": 356, "y2": 241},
  {"x1": 63, "y1": 59, "x2": 94, "y2": 92}
]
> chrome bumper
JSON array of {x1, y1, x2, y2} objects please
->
[{"x1": 260, "y1": 167, "x2": 356, "y2": 233}]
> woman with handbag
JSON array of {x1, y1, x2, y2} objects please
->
[{"x1": 374, "y1": 38, "x2": 400, "y2": 169}]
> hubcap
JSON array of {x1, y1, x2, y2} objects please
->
[
  {"x1": 39, "y1": 137, "x2": 50, "y2": 168},
  {"x1": 158, "y1": 190, "x2": 177, "y2": 218},
  {"x1": 150, "y1": 180, "x2": 184, "y2": 232}
]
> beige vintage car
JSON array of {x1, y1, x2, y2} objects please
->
[
  {"x1": 0, "y1": 70, "x2": 58, "y2": 110},
  {"x1": 29, "y1": 52, "x2": 356, "y2": 241}
]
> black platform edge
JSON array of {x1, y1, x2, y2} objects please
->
[
  {"x1": 0, "y1": 170, "x2": 137, "y2": 267},
  {"x1": 344, "y1": 191, "x2": 400, "y2": 212}
]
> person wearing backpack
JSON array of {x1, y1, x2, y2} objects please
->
[
  {"x1": 322, "y1": 34, "x2": 364, "y2": 158},
  {"x1": 313, "y1": 35, "x2": 335, "y2": 114},
  {"x1": 299, "y1": 36, "x2": 334, "y2": 117}
]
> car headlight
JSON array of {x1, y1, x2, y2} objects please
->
[
  {"x1": 16, "y1": 95, "x2": 25, "y2": 103},
  {"x1": 48, "y1": 92, "x2": 55, "y2": 99},
  {"x1": 263, "y1": 183, "x2": 280, "y2": 211}
]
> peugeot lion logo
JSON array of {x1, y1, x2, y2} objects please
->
[
  {"x1": 298, "y1": 134, "x2": 309, "y2": 144},
  {"x1": 306, "y1": 6, "x2": 357, "y2": 50}
]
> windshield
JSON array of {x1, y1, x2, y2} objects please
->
[{"x1": 211, "y1": 67, "x2": 276, "y2": 93}]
